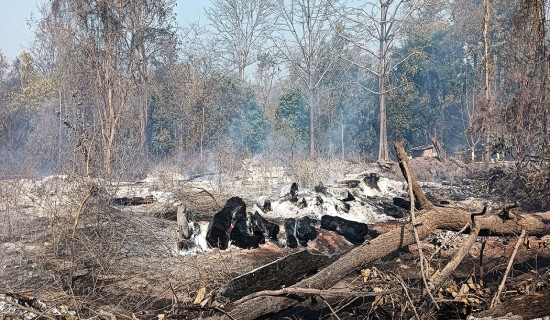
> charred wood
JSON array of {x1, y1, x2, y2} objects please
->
[
  {"x1": 250, "y1": 211, "x2": 279, "y2": 243},
  {"x1": 284, "y1": 218, "x2": 298, "y2": 248},
  {"x1": 113, "y1": 195, "x2": 155, "y2": 206},
  {"x1": 216, "y1": 250, "x2": 328, "y2": 302},
  {"x1": 296, "y1": 217, "x2": 317, "y2": 247},
  {"x1": 314, "y1": 182, "x2": 327, "y2": 195},
  {"x1": 336, "y1": 179, "x2": 361, "y2": 188},
  {"x1": 262, "y1": 199, "x2": 272, "y2": 212},
  {"x1": 230, "y1": 210, "x2": 264, "y2": 249},
  {"x1": 289, "y1": 182, "x2": 299, "y2": 202},
  {"x1": 320, "y1": 215, "x2": 370, "y2": 245},
  {"x1": 363, "y1": 172, "x2": 380, "y2": 190},
  {"x1": 342, "y1": 191, "x2": 355, "y2": 202},
  {"x1": 206, "y1": 197, "x2": 244, "y2": 249},
  {"x1": 393, "y1": 197, "x2": 419, "y2": 211},
  {"x1": 378, "y1": 200, "x2": 405, "y2": 218}
]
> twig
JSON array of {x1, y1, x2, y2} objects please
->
[
  {"x1": 169, "y1": 281, "x2": 180, "y2": 305},
  {"x1": 213, "y1": 306, "x2": 237, "y2": 320},
  {"x1": 196, "y1": 187, "x2": 220, "y2": 209},
  {"x1": 0, "y1": 296, "x2": 57, "y2": 320},
  {"x1": 232, "y1": 287, "x2": 399, "y2": 305},
  {"x1": 490, "y1": 229, "x2": 526, "y2": 308},
  {"x1": 334, "y1": 297, "x2": 359, "y2": 314},
  {"x1": 68, "y1": 184, "x2": 94, "y2": 315},
  {"x1": 400, "y1": 147, "x2": 439, "y2": 311},
  {"x1": 395, "y1": 276, "x2": 420, "y2": 320},
  {"x1": 323, "y1": 298, "x2": 342, "y2": 320}
]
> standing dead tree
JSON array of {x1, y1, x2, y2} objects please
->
[{"x1": 210, "y1": 141, "x2": 550, "y2": 319}]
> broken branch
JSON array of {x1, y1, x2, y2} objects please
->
[
  {"x1": 232, "y1": 287, "x2": 399, "y2": 305},
  {"x1": 395, "y1": 141, "x2": 433, "y2": 210},
  {"x1": 418, "y1": 224, "x2": 481, "y2": 315},
  {"x1": 490, "y1": 229, "x2": 526, "y2": 308}
]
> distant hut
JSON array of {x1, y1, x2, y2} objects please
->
[{"x1": 411, "y1": 145, "x2": 438, "y2": 158}]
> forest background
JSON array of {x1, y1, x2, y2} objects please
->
[{"x1": 0, "y1": 0, "x2": 547, "y2": 180}]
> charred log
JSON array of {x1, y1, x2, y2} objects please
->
[
  {"x1": 320, "y1": 215, "x2": 370, "y2": 245},
  {"x1": 216, "y1": 250, "x2": 328, "y2": 302},
  {"x1": 206, "y1": 197, "x2": 244, "y2": 249},
  {"x1": 296, "y1": 217, "x2": 317, "y2": 247},
  {"x1": 230, "y1": 211, "x2": 265, "y2": 249}
]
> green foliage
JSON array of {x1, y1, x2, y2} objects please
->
[
  {"x1": 240, "y1": 90, "x2": 269, "y2": 154},
  {"x1": 275, "y1": 89, "x2": 309, "y2": 146},
  {"x1": 147, "y1": 94, "x2": 175, "y2": 156},
  {"x1": 388, "y1": 26, "x2": 474, "y2": 150},
  {"x1": 11, "y1": 52, "x2": 54, "y2": 110}
]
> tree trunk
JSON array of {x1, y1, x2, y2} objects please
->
[
  {"x1": 377, "y1": 0, "x2": 389, "y2": 162},
  {"x1": 309, "y1": 87, "x2": 315, "y2": 158},
  {"x1": 483, "y1": 0, "x2": 492, "y2": 167},
  {"x1": 341, "y1": 111, "x2": 345, "y2": 160},
  {"x1": 307, "y1": 3, "x2": 315, "y2": 158}
]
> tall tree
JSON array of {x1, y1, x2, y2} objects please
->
[
  {"x1": 40, "y1": 0, "x2": 177, "y2": 176},
  {"x1": 205, "y1": 0, "x2": 274, "y2": 81},
  {"x1": 274, "y1": 0, "x2": 340, "y2": 157},
  {"x1": 124, "y1": 0, "x2": 178, "y2": 156},
  {"x1": 337, "y1": 0, "x2": 423, "y2": 161}
]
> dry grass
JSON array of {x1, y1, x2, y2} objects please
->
[{"x1": 0, "y1": 175, "x2": 292, "y2": 318}]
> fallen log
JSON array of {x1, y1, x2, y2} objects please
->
[
  {"x1": 210, "y1": 142, "x2": 550, "y2": 320},
  {"x1": 216, "y1": 250, "x2": 328, "y2": 302}
]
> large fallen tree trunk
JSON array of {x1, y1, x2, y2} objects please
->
[{"x1": 211, "y1": 142, "x2": 550, "y2": 320}]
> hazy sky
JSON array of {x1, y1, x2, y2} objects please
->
[{"x1": 0, "y1": 0, "x2": 207, "y2": 61}]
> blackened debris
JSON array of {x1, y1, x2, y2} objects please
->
[
  {"x1": 321, "y1": 215, "x2": 371, "y2": 245},
  {"x1": 296, "y1": 216, "x2": 318, "y2": 246},
  {"x1": 206, "y1": 197, "x2": 244, "y2": 249},
  {"x1": 284, "y1": 218, "x2": 298, "y2": 248}
]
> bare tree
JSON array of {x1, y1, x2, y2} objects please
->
[
  {"x1": 124, "y1": 0, "x2": 178, "y2": 156},
  {"x1": 336, "y1": 0, "x2": 423, "y2": 161},
  {"x1": 274, "y1": 0, "x2": 341, "y2": 157},
  {"x1": 482, "y1": 0, "x2": 492, "y2": 165},
  {"x1": 41, "y1": 0, "x2": 177, "y2": 176},
  {"x1": 205, "y1": 0, "x2": 275, "y2": 82}
]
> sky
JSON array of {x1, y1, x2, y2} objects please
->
[{"x1": 0, "y1": 0, "x2": 207, "y2": 62}]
